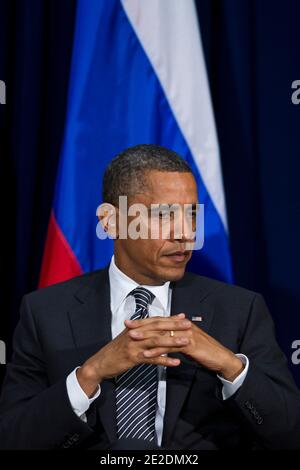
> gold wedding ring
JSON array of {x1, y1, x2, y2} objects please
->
[{"x1": 170, "y1": 330, "x2": 174, "y2": 337}]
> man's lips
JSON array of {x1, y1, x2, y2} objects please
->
[{"x1": 163, "y1": 251, "x2": 190, "y2": 262}]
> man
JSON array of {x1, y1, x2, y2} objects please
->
[{"x1": 0, "y1": 144, "x2": 300, "y2": 450}]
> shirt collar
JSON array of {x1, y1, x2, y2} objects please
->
[{"x1": 108, "y1": 255, "x2": 170, "y2": 313}]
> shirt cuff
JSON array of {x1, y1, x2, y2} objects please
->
[
  {"x1": 66, "y1": 367, "x2": 101, "y2": 419},
  {"x1": 217, "y1": 354, "x2": 249, "y2": 400}
]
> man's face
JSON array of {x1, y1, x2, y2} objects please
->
[{"x1": 114, "y1": 170, "x2": 198, "y2": 285}]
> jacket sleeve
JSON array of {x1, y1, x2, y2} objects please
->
[
  {"x1": 0, "y1": 295, "x2": 94, "y2": 449},
  {"x1": 224, "y1": 293, "x2": 300, "y2": 449}
]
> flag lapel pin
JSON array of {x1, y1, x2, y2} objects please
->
[{"x1": 192, "y1": 315, "x2": 203, "y2": 322}]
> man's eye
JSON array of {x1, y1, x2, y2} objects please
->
[
  {"x1": 186, "y1": 210, "x2": 197, "y2": 218},
  {"x1": 159, "y1": 212, "x2": 170, "y2": 219}
]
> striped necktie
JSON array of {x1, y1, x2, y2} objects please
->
[{"x1": 115, "y1": 286, "x2": 158, "y2": 442}]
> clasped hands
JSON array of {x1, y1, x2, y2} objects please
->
[
  {"x1": 77, "y1": 313, "x2": 244, "y2": 398},
  {"x1": 125, "y1": 313, "x2": 244, "y2": 381}
]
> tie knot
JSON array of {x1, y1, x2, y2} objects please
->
[{"x1": 130, "y1": 286, "x2": 155, "y2": 307}]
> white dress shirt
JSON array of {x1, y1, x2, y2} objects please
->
[{"x1": 67, "y1": 256, "x2": 249, "y2": 445}]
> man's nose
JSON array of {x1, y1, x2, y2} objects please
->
[{"x1": 171, "y1": 213, "x2": 196, "y2": 242}]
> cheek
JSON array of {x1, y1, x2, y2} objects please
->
[
  {"x1": 143, "y1": 240, "x2": 164, "y2": 261},
  {"x1": 128, "y1": 239, "x2": 163, "y2": 262}
]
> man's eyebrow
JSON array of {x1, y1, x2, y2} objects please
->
[
  {"x1": 148, "y1": 202, "x2": 199, "y2": 206},
  {"x1": 188, "y1": 204, "x2": 199, "y2": 211},
  {"x1": 148, "y1": 203, "x2": 199, "y2": 211}
]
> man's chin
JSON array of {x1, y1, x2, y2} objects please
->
[{"x1": 157, "y1": 264, "x2": 187, "y2": 283}]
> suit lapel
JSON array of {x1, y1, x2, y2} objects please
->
[
  {"x1": 68, "y1": 268, "x2": 117, "y2": 444},
  {"x1": 162, "y1": 273, "x2": 215, "y2": 446}
]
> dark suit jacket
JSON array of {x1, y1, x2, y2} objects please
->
[{"x1": 0, "y1": 269, "x2": 300, "y2": 450}]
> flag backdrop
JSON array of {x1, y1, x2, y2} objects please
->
[{"x1": 39, "y1": 0, "x2": 232, "y2": 287}]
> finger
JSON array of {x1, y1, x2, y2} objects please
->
[
  {"x1": 143, "y1": 347, "x2": 186, "y2": 358},
  {"x1": 145, "y1": 336, "x2": 190, "y2": 349},
  {"x1": 125, "y1": 317, "x2": 191, "y2": 332},
  {"x1": 131, "y1": 335, "x2": 190, "y2": 349},
  {"x1": 144, "y1": 355, "x2": 181, "y2": 367},
  {"x1": 128, "y1": 329, "x2": 190, "y2": 341},
  {"x1": 125, "y1": 313, "x2": 185, "y2": 329}
]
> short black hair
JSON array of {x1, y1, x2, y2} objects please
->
[{"x1": 102, "y1": 144, "x2": 192, "y2": 206}]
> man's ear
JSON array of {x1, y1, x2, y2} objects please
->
[{"x1": 97, "y1": 203, "x2": 118, "y2": 239}]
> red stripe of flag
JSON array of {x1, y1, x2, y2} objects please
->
[{"x1": 39, "y1": 211, "x2": 83, "y2": 288}]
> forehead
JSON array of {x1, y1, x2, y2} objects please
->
[{"x1": 133, "y1": 170, "x2": 198, "y2": 204}]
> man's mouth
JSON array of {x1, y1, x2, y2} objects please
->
[{"x1": 163, "y1": 251, "x2": 190, "y2": 263}]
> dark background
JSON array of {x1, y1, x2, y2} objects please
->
[{"x1": 0, "y1": 0, "x2": 299, "y2": 387}]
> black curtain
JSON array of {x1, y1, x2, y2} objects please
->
[
  {"x1": 0, "y1": 0, "x2": 76, "y2": 386},
  {"x1": 0, "y1": 0, "x2": 300, "y2": 386}
]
